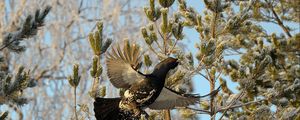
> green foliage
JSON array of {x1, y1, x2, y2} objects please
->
[
  {"x1": 0, "y1": 111, "x2": 8, "y2": 120},
  {"x1": 99, "y1": 86, "x2": 106, "y2": 97},
  {"x1": 179, "y1": 109, "x2": 197, "y2": 120},
  {"x1": 172, "y1": 21, "x2": 184, "y2": 40},
  {"x1": 0, "y1": 6, "x2": 51, "y2": 52},
  {"x1": 87, "y1": 21, "x2": 111, "y2": 99},
  {"x1": 141, "y1": 27, "x2": 153, "y2": 45},
  {"x1": 68, "y1": 64, "x2": 81, "y2": 88},
  {"x1": 90, "y1": 56, "x2": 102, "y2": 78},
  {"x1": 88, "y1": 21, "x2": 112, "y2": 56},
  {"x1": 2, "y1": 66, "x2": 30, "y2": 101},
  {"x1": 67, "y1": 64, "x2": 82, "y2": 120},
  {"x1": 89, "y1": 61, "x2": 102, "y2": 99},
  {"x1": 0, "y1": 6, "x2": 51, "y2": 108},
  {"x1": 160, "y1": 8, "x2": 171, "y2": 34},
  {"x1": 219, "y1": 78, "x2": 232, "y2": 95},
  {"x1": 158, "y1": 0, "x2": 175, "y2": 8},
  {"x1": 144, "y1": 0, "x2": 161, "y2": 22},
  {"x1": 144, "y1": 54, "x2": 152, "y2": 67}
]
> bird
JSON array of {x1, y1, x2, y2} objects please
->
[{"x1": 94, "y1": 41, "x2": 215, "y2": 120}]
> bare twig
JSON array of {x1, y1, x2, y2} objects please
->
[
  {"x1": 210, "y1": 0, "x2": 220, "y2": 39},
  {"x1": 74, "y1": 87, "x2": 78, "y2": 120},
  {"x1": 185, "y1": 107, "x2": 211, "y2": 114},
  {"x1": 209, "y1": 76, "x2": 216, "y2": 120},
  {"x1": 217, "y1": 99, "x2": 266, "y2": 112},
  {"x1": 164, "y1": 110, "x2": 171, "y2": 120},
  {"x1": 154, "y1": 22, "x2": 164, "y2": 51},
  {"x1": 163, "y1": 29, "x2": 168, "y2": 55},
  {"x1": 167, "y1": 38, "x2": 179, "y2": 56},
  {"x1": 265, "y1": 0, "x2": 292, "y2": 38},
  {"x1": 147, "y1": 44, "x2": 159, "y2": 56},
  {"x1": 218, "y1": 90, "x2": 245, "y2": 120}
]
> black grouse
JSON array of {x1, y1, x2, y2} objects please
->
[{"x1": 94, "y1": 41, "x2": 203, "y2": 120}]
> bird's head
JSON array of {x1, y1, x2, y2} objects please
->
[
  {"x1": 161, "y1": 57, "x2": 179, "y2": 69},
  {"x1": 152, "y1": 57, "x2": 179, "y2": 78}
]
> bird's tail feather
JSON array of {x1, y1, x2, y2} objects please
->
[{"x1": 199, "y1": 85, "x2": 221, "y2": 98}]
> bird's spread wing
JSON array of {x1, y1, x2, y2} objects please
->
[
  {"x1": 106, "y1": 40, "x2": 144, "y2": 89},
  {"x1": 148, "y1": 87, "x2": 200, "y2": 109}
]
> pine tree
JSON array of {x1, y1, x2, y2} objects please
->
[{"x1": 0, "y1": 6, "x2": 51, "y2": 119}]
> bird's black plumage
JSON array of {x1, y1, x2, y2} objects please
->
[
  {"x1": 94, "y1": 98, "x2": 139, "y2": 120},
  {"x1": 94, "y1": 41, "x2": 202, "y2": 120}
]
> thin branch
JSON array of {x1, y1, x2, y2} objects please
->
[
  {"x1": 189, "y1": 55, "x2": 206, "y2": 75},
  {"x1": 154, "y1": 40, "x2": 164, "y2": 52},
  {"x1": 167, "y1": 38, "x2": 179, "y2": 55},
  {"x1": 217, "y1": 99, "x2": 266, "y2": 112},
  {"x1": 196, "y1": 71, "x2": 210, "y2": 81},
  {"x1": 74, "y1": 87, "x2": 78, "y2": 120},
  {"x1": 185, "y1": 107, "x2": 211, "y2": 114},
  {"x1": 208, "y1": 70, "x2": 216, "y2": 120},
  {"x1": 215, "y1": 70, "x2": 223, "y2": 81},
  {"x1": 154, "y1": 22, "x2": 164, "y2": 51},
  {"x1": 218, "y1": 90, "x2": 245, "y2": 120},
  {"x1": 210, "y1": 0, "x2": 220, "y2": 39},
  {"x1": 147, "y1": 44, "x2": 159, "y2": 56},
  {"x1": 265, "y1": 0, "x2": 292, "y2": 38},
  {"x1": 163, "y1": 29, "x2": 168, "y2": 55},
  {"x1": 0, "y1": 38, "x2": 19, "y2": 51}
]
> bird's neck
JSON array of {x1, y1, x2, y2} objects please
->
[{"x1": 151, "y1": 67, "x2": 170, "y2": 80}]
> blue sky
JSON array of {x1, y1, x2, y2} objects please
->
[{"x1": 182, "y1": 1, "x2": 233, "y2": 119}]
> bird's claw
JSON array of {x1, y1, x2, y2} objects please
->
[
  {"x1": 141, "y1": 111, "x2": 149, "y2": 119},
  {"x1": 133, "y1": 108, "x2": 141, "y2": 117}
]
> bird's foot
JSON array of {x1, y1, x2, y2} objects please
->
[
  {"x1": 141, "y1": 111, "x2": 149, "y2": 119},
  {"x1": 133, "y1": 108, "x2": 141, "y2": 117}
]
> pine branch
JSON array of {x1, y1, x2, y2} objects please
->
[
  {"x1": 0, "y1": 66, "x2": 30, "y2": 106},
  {"x1": 0, "y1": 6, "x2": 52, "y2": 52},
  {"x1": 268, "y1": 1, "x2": 292, "y2": 38},
  {"x1": 0, "y1": 111, "x2": 8, "y2": 120},
  {"x1": 185, "y1": 107, "x2": 211, "y2": 114},
  {"x1": 216, "y1": 99, "x2": 266, "y2": 112},
  {"x1": 218, "y1": 90, "x2": 246, "y2": 120}
]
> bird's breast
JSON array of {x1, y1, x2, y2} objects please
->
[{"x1": 124, "y1": 90, "x2": 134, "y2": 98}]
